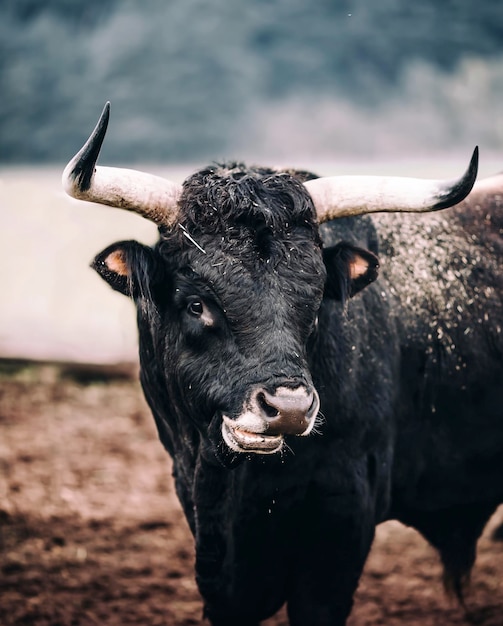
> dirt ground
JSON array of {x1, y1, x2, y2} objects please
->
[{"x1": 0, "y1": 361, "x2": 502, "y2": 626}]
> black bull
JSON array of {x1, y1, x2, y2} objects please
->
[{"x1": 63, "y1": 104, "x2": 503, "y2": 625}]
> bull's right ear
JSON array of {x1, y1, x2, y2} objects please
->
[
  {"x1": 92, "y1": 240, "x2": 158, "y2": 298},
  {"x1": 323, "y1": 242, "x2": 379, "y2": 302}
]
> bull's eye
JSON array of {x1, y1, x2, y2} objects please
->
[
  {"x1": 183, "y1": 295, "x2": 215, "y2": 328},
  {"x1": 187, "y1": 300, "x2": 204, "y2": 317}
]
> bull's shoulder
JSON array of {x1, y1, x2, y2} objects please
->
[
  {"x1": 372, "y1": 176, "x2": 503, "y2": 293},
  {"x1": 451, "y1": 172, "x2": 503, "y2": 257},
  {"x1": 371, "y1": 202, "x2": 502, "y2": 368}
]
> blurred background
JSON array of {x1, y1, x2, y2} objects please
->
[{"x1": 1, "y1": 0, "x2": 503, "y2": 364}]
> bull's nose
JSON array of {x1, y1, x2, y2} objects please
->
[{"x1": 255, "y1": 386, "x2": 319, "y2": 435}]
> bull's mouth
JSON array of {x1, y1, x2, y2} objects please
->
[{"x1": 221, "y1": 416, "x2": 283, "y2": 455}]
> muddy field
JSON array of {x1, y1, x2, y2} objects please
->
[{"x1": 0, "y1": 362, "x2": 502, "y2": 626}]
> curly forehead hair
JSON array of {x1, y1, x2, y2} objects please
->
[{"x1": 176, "y1": 162, "x2": 320, "y2": 235}]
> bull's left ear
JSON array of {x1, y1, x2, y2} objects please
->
[
  {"x1": 92, "y1": 240, "x2": 159, "y2": 298},
  {"x1": 323, "y1": 242, "x2": 379, "y2": 300}
]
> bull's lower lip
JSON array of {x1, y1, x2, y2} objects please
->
[{"x1": 221, "y1": 419, "x2": 283, "y2": 455}]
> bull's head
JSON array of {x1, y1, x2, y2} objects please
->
[{"x1": 63, "y1": 103, "x2": 478, "y2": 460}]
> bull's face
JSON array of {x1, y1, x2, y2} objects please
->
[
  {"x1": 63, "y1": 103, "x2": 477, "y2": 458},
  {"x1": 93, "y1": 165, "x2": 379, "y2": 458}
]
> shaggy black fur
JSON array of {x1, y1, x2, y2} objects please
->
[{"x1": 91, "y1": 162, "x2": 503, "y2": 625}]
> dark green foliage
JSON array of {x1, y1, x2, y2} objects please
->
[{"x1": 1, "y1": 0, "x2": 503, "y2": 163}]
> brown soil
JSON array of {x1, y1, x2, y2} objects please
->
[{"x1": 1, "y1": 362, "x2": 502, "y2": 626}]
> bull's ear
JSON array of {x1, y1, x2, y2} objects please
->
[
  {"x1": 323, "y1": 242, "x2": 379, "y2": 301},
  {"x1": 92, "y1": 240, "x2": 158, "y2": 298}
]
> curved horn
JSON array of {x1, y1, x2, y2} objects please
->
[
  {"x1": 304, "y1": 147, "x2": 479, "y2": 223},
  {"x1": 62, "y1": 102, "x2": 182, "y2": 227}
]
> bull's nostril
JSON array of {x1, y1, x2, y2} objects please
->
[{"x1": 258, "y1": 392, "x2": 280, "y2": 418}]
